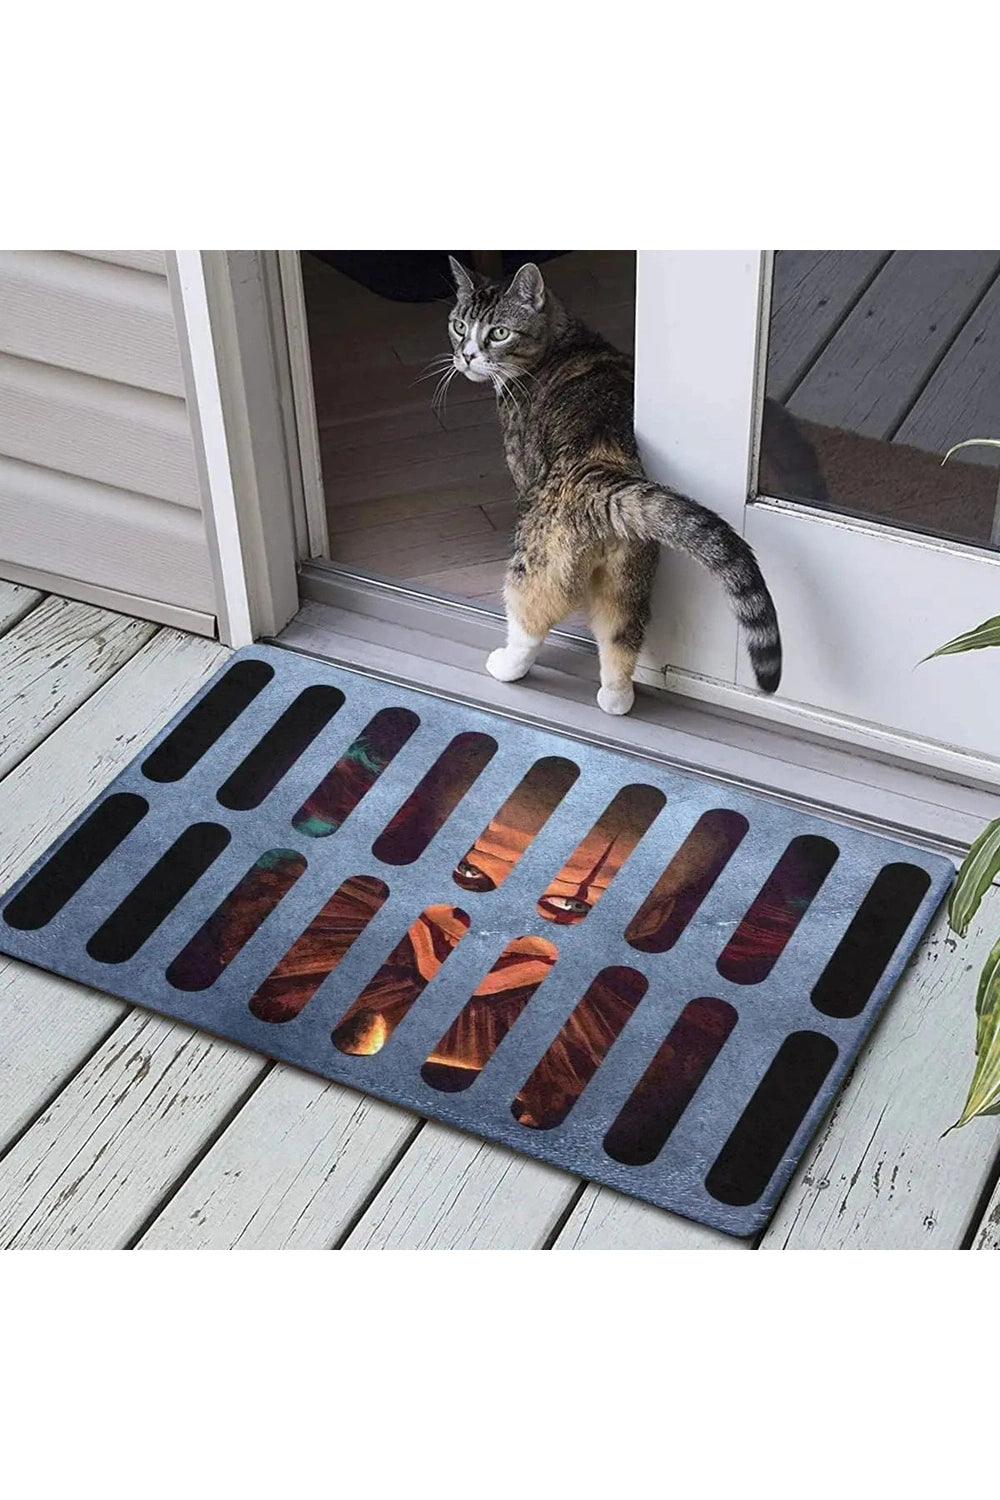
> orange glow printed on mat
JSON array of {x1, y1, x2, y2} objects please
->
[
  {"x1": 512, "y1": 965, "x2": 648, "y2": 1130},
  {"x1": 536, "y1": 784, "x2": 665, "y2": 925},
  {"x1": 452, "y1": 757, "x2": 579, "y2": 894},
  {"x1": 421, "y1": 935, "x2": 559, "y2": 1093},
  {"x1": 249, "y1": 874, "x2": 388, "y2": 1024},
  {"x1": 331, "y1": 904, "x2": 471, "y2": 1056}
]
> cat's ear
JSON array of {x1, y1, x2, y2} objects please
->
[
  {"x1": 448, "y1": 255, "x2": 477, "y2": 299},
  {"x1": 509, "y1": 262, "x2": 545, "y2": 311}
]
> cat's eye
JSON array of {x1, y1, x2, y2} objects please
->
[
  {"x1": 452, "y1": 318, "x2": 467, "y2": 335},
  {"x1": 489, "y1": 326, "x2": 511, "y2": 341}
]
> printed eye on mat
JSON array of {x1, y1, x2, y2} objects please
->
[{"x1": 0, "y1": 645, "x2": 953, "y2": 1237}]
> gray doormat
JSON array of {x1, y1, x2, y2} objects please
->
[{"x1": 0, "y1": 645, "x2": 953, "y2": 1236}]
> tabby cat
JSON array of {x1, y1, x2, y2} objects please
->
[{"x1": 444, "y1": 256, "x2": 782, "y2": 715}]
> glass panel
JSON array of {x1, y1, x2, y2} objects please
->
[{"x1": 760, "y1": 251, "x2": 1000, "y2": 551}]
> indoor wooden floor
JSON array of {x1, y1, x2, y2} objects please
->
[
  {"x1": 2, "y1": 579, "x2": 1000, "y2": 1249},
  {"x1": 304, "y1": 249, "x2": 1000, "y2": 610}
]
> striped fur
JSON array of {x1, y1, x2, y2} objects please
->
[{"x1": 445, "y1": 257, "x2": 782, "y2": 706}]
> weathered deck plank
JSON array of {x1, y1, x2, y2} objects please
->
[
  {"x1": 0, "y1": 1010, "x2": 262, "y2": 1249},
  {"x1": 552, "y1": 1183, "x2": 742, "y2": 1250},
  {"x1": 787, "y1": 251, "x2": 1000, "y2": 439},
  {"x1": 341, "y1": 1124, "x2": 578, "y2": 1250},
  {"x1": 0, "y1": 627, "x2": 228, "y2": 1179},
  {"x1": 0, "y1": 580, "x2": 43, "y2": 637},
  {"x1": 760, "y1": 890, "x2": 1000, "y2": 1250},
  {"x1": 0, "y1": 594, "x2": 157, "y2": 778},
  {"x1": 136, "y1": 1069, "x2": 420, "y2": 1250}
]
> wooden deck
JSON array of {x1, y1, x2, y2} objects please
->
[
  {"x1": 2, "y1": 578, "x2": 1000, "y2": 1249},
  {"x1": 306, "y1": 249, "x2": 1000, "y2": 608}
]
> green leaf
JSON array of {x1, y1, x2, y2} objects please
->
[
  {"x1": 922, "y1": 616, "x2": 1000, "y2": 661},
  {"x1": 952, "y1": 935, "x2": 1000, "y2": 1128},
  {"x1": 948, "y1": 820, "x2": 1000, "y2": 938}
]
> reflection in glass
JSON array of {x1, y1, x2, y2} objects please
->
[{"x1": 760, "y1": 250, "x2": 1000, "y2": 552}]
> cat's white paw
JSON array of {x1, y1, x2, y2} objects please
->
[
  {"x1": 597, "y1": 683, "x2": 634, "y2": 716},
  {"x1": 487, "y1": 648, "x2": 531, "y2": 683}
]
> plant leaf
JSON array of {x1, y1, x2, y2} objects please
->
[
  {"x1": 948, "y1": 820, "x2": 1000, "y2": 938},
  {"x1": 953, "y1": 935, "x2": 1000, "y2": 1128},
  {"x1": 922, "y1": 616, "x2": 1000, "y2": 661},
  {"x1": 943, "y1": 438, "x2": 1000, "y2": 463}
]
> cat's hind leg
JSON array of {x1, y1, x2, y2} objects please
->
[
  {"x1": 587, "y1": 543, "x2": 657, "y2": 715},
  {"x1": 486, "y1": 565, "x2": 583, "y2": 684}
]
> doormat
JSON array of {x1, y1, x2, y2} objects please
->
[{"x1": 0, "y1": 646, "x2": 953, "y2": 1237}]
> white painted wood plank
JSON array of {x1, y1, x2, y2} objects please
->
[
  {"x1": 0, "y1": 595, "x2": 157, "y2": 777},
  {"x1": 342, "y1": 1123, "x2": 578, "y2": 1249},
  {"x1": 762, "y1": 889, "x2": 1000, "y2": 1249},
  {"x1": 0, "y1": 251, "x2": 185, "y2": 397},
  {"x1": 552, "y1": 1183, "x2": 743, "y2": 1250},
  {"x1": 136, "y1": 1068, "x2": 420, "y2": 1250},
  {"x1": 0, "y1": 352, "x2": 201, "y2": 509},
  {"x1": 0, "y1": 626, "x2": 227, "y2": 892},
  {"x1": 787, "y1": 251, "x2": 1000, "y2": 438},
  {"x1": 766, "y1": 251, "x2": 887, "y2": 401},
  {"x1": 0, "y1": 457, "x2": 216, "y2": 613},
  {"x1": 0, "y1": 1010, "x2": 263, "y2": 1249},
  {"x1": 0, "y1": 961, "x2": 127, "y2": 1152},
  {"x1": 76, "y1": 250, "x2": 167, "y2": 276},
  {"x1": 0, "y1": 579, "x2": 42, "y2": 636},
  {"x1": 0, "y1": 632, "x2": 228, "y2": 1165}
]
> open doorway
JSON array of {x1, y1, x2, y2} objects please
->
[{"x1": 298, "y1": 250, "x2": 636, "y2": 611}]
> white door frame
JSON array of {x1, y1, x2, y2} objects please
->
[
  {"x1": 630, "y1": 252, "x2": 1000, "y2": 772},
  {"x1": 167, "y1": 250, "x2": 305, "y2": 646},
  {"x1": 187, "y1": 249, "x2": 1000, "y2": 788}
]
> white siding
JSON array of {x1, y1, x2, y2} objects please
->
[{"x1": 0, "y1": 250, "x2": 216, "y2": 631}]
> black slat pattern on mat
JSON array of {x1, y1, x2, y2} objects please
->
[{"x1": 0, "y1": 646, "x2": 954, "y2": 1237}]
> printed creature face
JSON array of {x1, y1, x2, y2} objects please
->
[{"x1": 447, "y1": 256, "x2": 550, "y2": 386}]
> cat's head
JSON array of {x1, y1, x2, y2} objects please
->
[{"x1": 446, "y1": 257, "x2": 554, "y2": 383}]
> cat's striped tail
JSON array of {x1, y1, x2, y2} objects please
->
[{"x1": 588, "y1": 470, "x2": 783, "y2": 693}]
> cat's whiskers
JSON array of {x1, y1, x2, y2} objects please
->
[
  {"x1": 412, "y1": 354, "x2": 458, "y2": 388},
  {"x1": 431, "y1": 367, "x2": 458, "y2": 421}
]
